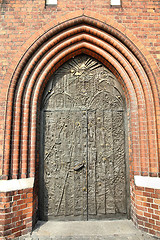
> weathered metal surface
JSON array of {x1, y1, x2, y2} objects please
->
[{"x1": 41, "y1": 55, "x2": 126, "y2": 220}]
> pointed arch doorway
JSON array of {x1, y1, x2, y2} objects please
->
[{"x1": 40, "y1": 54, "x2": 128, "y2": 221}]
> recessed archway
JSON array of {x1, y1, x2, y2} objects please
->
[
  {"x1": 3, "y1": 16, "x2": 159, "y2": 181},
  {"x1": 1, "y1": 15, "x2": 160, "y2": 237}
]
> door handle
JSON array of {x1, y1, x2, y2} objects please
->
[{"x1": 74, "y1": 163, "x2": 84, "y2": 171}]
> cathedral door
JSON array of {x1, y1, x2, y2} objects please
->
[{"x1": 40, "y1": 55, "x2": 127, "y2": 220}]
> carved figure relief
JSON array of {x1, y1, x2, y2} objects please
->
[{"x1": 40, "y1": 55, "x2": 126, "y2": 220}]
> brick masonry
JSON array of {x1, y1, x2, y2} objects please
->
[
  {"x1": 131, "y1": 182, "x2": 160, "y2": 238},
  {"x1": 0, "y1": 188, "x2": 35, "y2": 239},
  {"x1": 0, "y1": 0, "x2": 160, "y2": 238}
]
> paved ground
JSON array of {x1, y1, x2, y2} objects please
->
[{"x1": 18, "y1": 220, "x2": 158, "y2": 240}]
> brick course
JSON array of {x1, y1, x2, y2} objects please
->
[
  {"x1": 131, "y1": 183, "x2": 160, "y2": 238},
  {"x1": 0, "y1": 188, "x2": 34, "y2": 240}
]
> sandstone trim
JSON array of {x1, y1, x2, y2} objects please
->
[
  {"x1": 0, "y1": 177, "x2": 34, "y2": 192},
  {"x1": 134, "y1": 176, "x2": 160, "y2": 189}
]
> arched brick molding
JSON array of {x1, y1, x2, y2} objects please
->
[
  {"x1": 1, "y1": 15, "x2": 160, "y2": 238},
  {"x1": 3, "y1": 16, "x2": 159, "y2": 179}
]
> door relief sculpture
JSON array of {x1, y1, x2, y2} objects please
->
[{"x1": 40, "y1": 55, "x2": 127, "y2": 220}]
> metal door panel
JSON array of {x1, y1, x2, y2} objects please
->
[
  {"x1": 40, "y1": 54, "x2": 127, "y2": 221},
  {"x1": 93, "y1": 110, "x2": 106, "y2": 215},
  {"x1": 112, "y1": 111, "x2": 126, "y2": 214},
  {"x1": 88, "y1": 110, "x2": 114, "y2": 218},
  {"x1": 43, "y1": 110, "x2": 87, "y2": 220},
  {"x1": 87, "y1": 110, "x2": 97, "y2": 216}
]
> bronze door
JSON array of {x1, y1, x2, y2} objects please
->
[
  {"x1": 87, "y1": 109, "x2": 126, "y2": 219},
  {"x1": 40, "y1": 55, "x2": 127, "y2": 220},
  {"x1": 42, "y1": 109, "x2": 88, "y2": 220}
]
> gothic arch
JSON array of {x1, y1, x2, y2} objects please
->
[{"x1": 2, "y1": 15, "x2": 159, "y2": 181}]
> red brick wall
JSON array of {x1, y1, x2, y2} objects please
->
[
  {"x1": 0, "y1": 1, "x2": 159, "y2": 171},
  {"x1": 0, "y1": 188, "x2": 35, "y2": 239},
  {"x1": 131, "y1": 183, "x2": 160, "y2": 238},
  {"x1": 0, "y1": 0, "x2": 160, "y2": 238}
]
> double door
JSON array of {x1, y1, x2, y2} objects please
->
[{"x1": 41, "y1": 108, "x2": 126, "y2": 220}]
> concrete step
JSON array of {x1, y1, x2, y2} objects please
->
[{"x1": 18, "y1": 220, "x2": 158, "y2": 240}]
